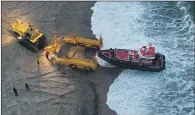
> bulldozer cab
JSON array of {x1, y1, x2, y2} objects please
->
[
  {"x1": 26, "y1": 24, "x2": 33, "y2": 35},
  {"x1": 24, "y1": 26, "x2": 34, "y2": 39}
]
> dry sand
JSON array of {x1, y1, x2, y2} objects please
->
[{"x1": 1, "y1": 2, "x2": 123, "y2": 115}]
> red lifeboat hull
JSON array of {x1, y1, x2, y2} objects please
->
[{"x1": 98, "y1": 48, "x2": 165, "y2": 72}]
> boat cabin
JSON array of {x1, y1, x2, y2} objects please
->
[{"x1": 138, "y1": 44, "x2": 155, "y2": 59}]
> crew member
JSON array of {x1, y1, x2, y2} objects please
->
[
  {"x1": 25, "y1": 83, "x2": 30, "y2": 91},
  {"x1": 13, "y1": 87, "x2": 18, "y2": 96},
  {"x1": 110, "y1": 48, "x2": 115, "y2": 59}
]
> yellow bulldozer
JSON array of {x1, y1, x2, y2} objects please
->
[
  {"x1": 44, "y1": 35, "x2": 98, "y2": 71},
  {"x1": 10, "y1": 19, "x2": 48, "y2": 52}
]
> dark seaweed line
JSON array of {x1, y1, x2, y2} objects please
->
[{"x1": 87, "y1": 80, "x2": 99, "y2": 115}]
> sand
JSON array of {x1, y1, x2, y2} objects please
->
[
  {"x1": 1, "y1": 2, "x2": 123, "y2": 115},
  {"x1": 68, "y1": 46, "x2": 85, "y2": 58}
]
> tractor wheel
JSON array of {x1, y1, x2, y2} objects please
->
[
  {"x1": 84, "y1": 67, "x2": 93, "y2": 72},
  {"x1": 19, "y1": 39, "x2": 38, "y2": 53},
  {"x1": 69, "y1": 64, "x2": 77, "y2": 69},
  {"x1": 90, "y1": 45, "x2": 100, "y2": 50}
]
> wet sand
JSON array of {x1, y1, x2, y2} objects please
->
[{"x1": 1, "y1": 2, "x2": 122, "y2": 115}]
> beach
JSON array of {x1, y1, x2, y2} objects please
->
[{"x1": 1, "y1": 2, "x2": 122, "y2": 115}]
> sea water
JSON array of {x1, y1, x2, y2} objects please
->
[{"x1": 91, "y1": 2, "x2": 194, "y2": 115}]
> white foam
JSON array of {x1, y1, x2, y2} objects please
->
[
  {"x1": 91, "y1": 2, "x2": 149, "y2": 50},
  {"x1": 107, "y1": 70, "x2": 161, "y2": 115},
  {"x1": 95, "y1": 55, "x2": 115, "y2": 67}
]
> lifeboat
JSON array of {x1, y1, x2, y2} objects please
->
[{"x1": 98, "y1": 44, "x2": 165, "y2": 72}]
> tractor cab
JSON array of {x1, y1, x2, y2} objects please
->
[{"x1": 24, "y1": 28, "x2": 33, "y2": 40}]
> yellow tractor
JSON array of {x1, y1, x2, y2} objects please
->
[
  {"x1": 44, "y1": 35, "x2": 97, "y2": 71},
  {"x1": 63, "y1": 32, "x2": 103, "y2": 50},
  {"x1": 10, "y1": 19, "x2": 48, "y2": 52}
]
